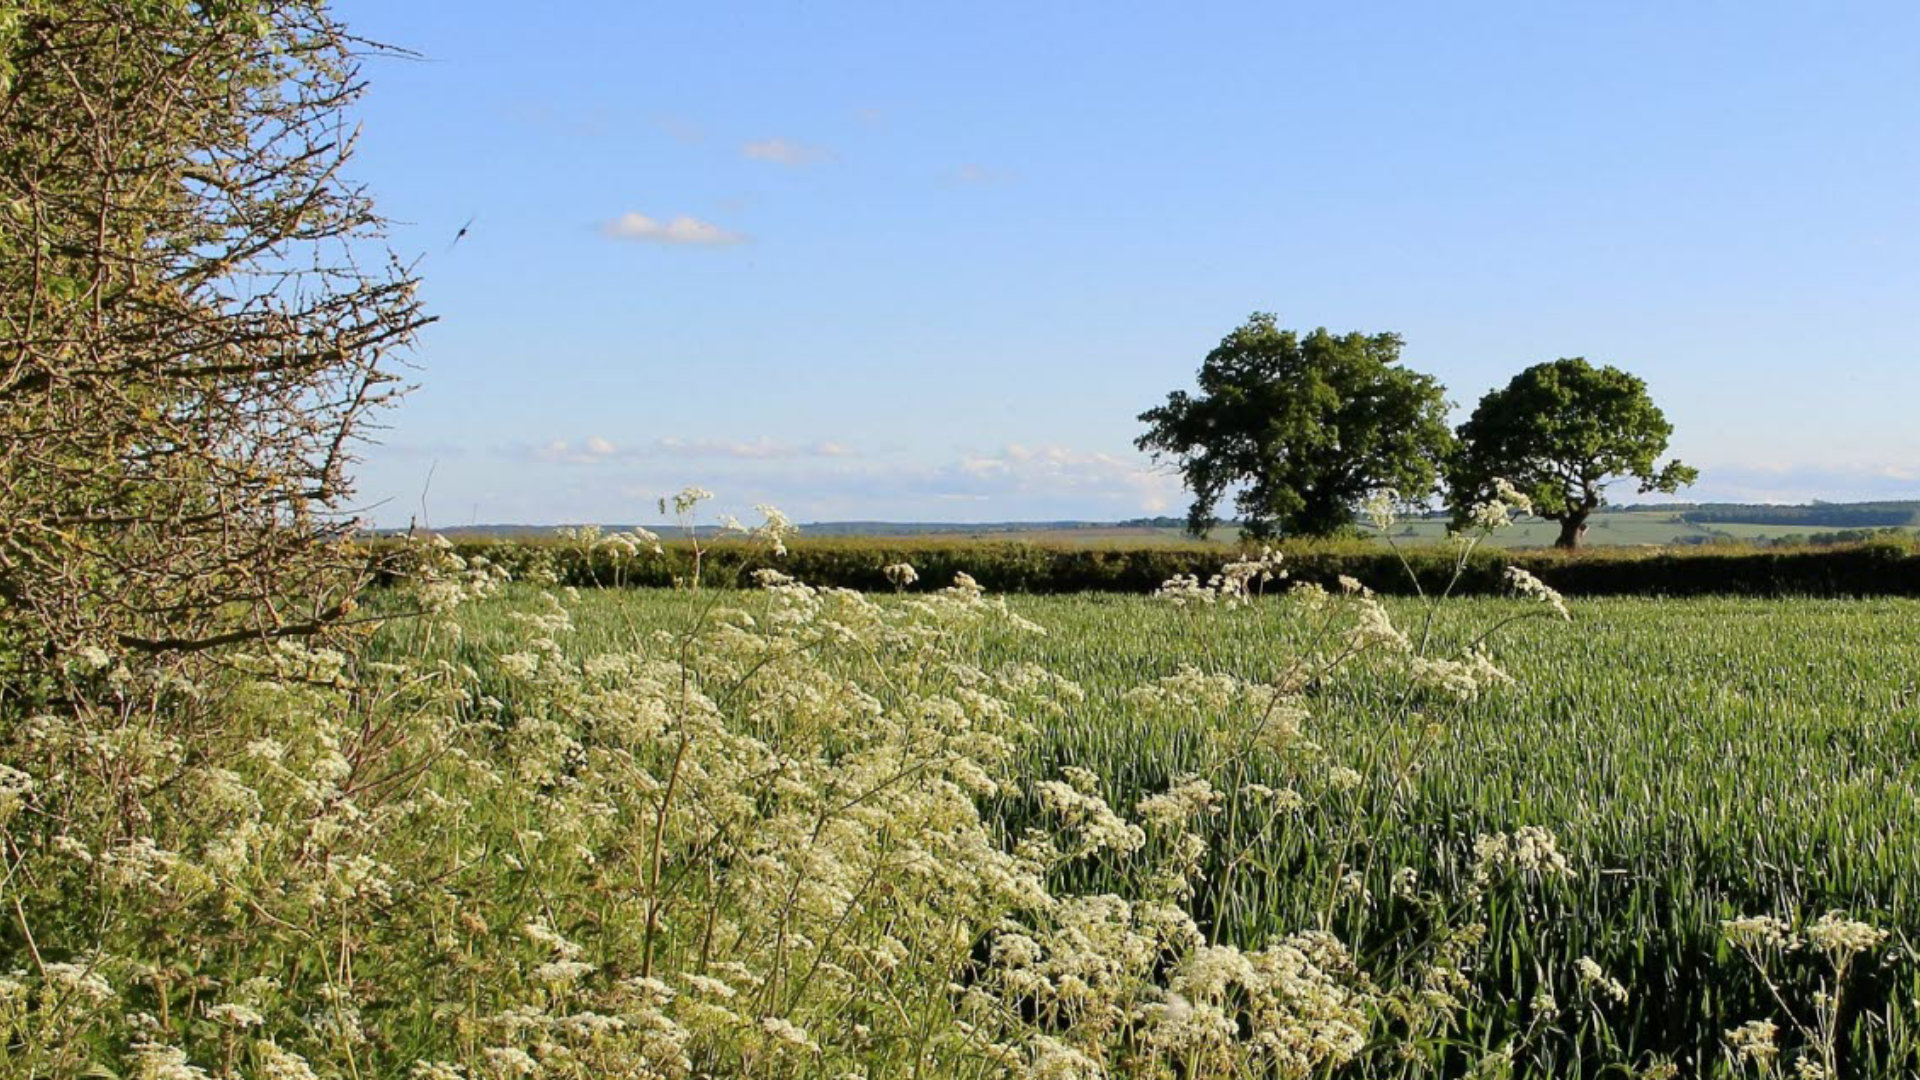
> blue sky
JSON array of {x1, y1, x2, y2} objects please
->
[{"x1": 335, "y1": 1, "x2": 1920, "y2": 527}]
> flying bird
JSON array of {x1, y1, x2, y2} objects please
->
[{"x1": 447, "y1": 215, "x2": 476, "y2": 251}]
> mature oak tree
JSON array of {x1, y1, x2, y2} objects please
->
[
  {"x1": 1450, "y1": 358, "x2": 1697, "y2": 549},
  {"x1": 1137, "y1": 313, "x2": 1453, "y2": 539},
  {"x1": 0, "y1": 1, "x2": 428, "y2": 677}
]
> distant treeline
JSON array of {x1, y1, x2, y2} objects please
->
[
  {"x1": 1676, "y1": 526, "x2": 1918, "y2": 549},
  {"x1": 369, "y1": 534, "x2": 1920, "y2": 598},
  {"x1": 1676, "y1": 501, "x2": 1920, "y2": 527},
  {"x1": 378, "y1": 516, "x2": 1214, "y2": 541}
]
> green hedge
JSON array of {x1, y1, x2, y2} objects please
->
[{"x1": 369, "y1": 535, "x2": 1920, "y2": 597}]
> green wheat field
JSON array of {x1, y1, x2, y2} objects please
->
[{"x1": 372, "y1": 584, "x2": 1920, "y2": 1073}]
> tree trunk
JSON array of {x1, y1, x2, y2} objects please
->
[{"x1": 1554, "y1": 512, "x2": 1590, "y2": 549}]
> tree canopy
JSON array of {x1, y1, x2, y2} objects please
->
[
  {"x1": 1450, "y1": 358, "x2": 1696, "y2": 548},
  {"x1": 1136, "y1": 313, "x2": 1453, "y2": 539}
]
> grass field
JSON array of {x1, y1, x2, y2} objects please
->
[{"x1": 371, "y1": 582, "x2": 1920, "y2": 1075}]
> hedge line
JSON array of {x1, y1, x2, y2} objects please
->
[{"x1": 372, "y1": 535, "x2": 1920, "y2": 597}]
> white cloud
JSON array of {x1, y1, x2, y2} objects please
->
[
  {"x1": 741, "y1": 137, "x2": 831, "y2": 166},
  {"x1": 531, "y1": 436, "x2": 620, "y2": 465},
  {"x1": 947, "y1": 444, "x2": 1180, "y2": 512},
  {"x1": 525, "y1": 436, "x2": 859, "y2": 464},
  {"x1": 655, "y1": 436, "x2": 793, "y2": 460},
  {"x1": 600, "y1": 212, "x2": 746, "y2": 246}
]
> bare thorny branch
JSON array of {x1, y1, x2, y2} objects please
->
[{"x1": 0, "y1": 3, "x2": 432, "y2": 678}]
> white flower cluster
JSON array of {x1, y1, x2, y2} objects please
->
[
  {"x1": 1153, "y1": 547, "x2": 1284, "y2": 608},
  {"x1": 1575, "y1": 955, "x2": 1629, "y2": 1004},
  {"x1": 1802, "y1": 911, "x2": 1889, "y2": 956},
  {"x1": 1465, "y1": 478, "x2": 1535, "y2": 532},
  {"x1": 1719, "y1": 909, "x2": 1888, "y2": 1080},
  {"x1": 1035, "y1": 767, "x2": 1147, "y2": 857},
  {"x1": 1725, "y1": 1018, "x2": 1779, "y2": 1066},
  {"x1": 1408, "y1": 649, "x2": 1515, "y2": 701},
  {"x1": 1504, "y1": 565, "x2": 1571, "y2": 620},
  {"x1": 1721, "y1": 914, "x2": 1795, "y2": 952},
  {"x1": 402, "y1": 534, "x2": 512, "y2": 615},
  {"x1": 1346, "y1": 595, "x2": 1412, "y2": 653},
  {"x1": 1471, "y1": 826, "x2": 1576, "y2": 887},
  {"x1": 1152, "y1": 545, "x2": 1290, "y2": 607},
  {"x1": 1362, "y1": 489, "x2": 1401, "y2": 532},
  {"x1": 1214, "y1": 546, "x2": 1286, "y2": 605},
  {"x1": 1721, "y1": 911, "x2": 1887, "y2": 958}
]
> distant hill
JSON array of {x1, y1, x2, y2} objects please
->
[
  {"x1": 368, "y1": 500, "x2": 1919, "y2": 550},
  {"x1": 376, "y1": 516, "x2": 1211, "y2": 540},
  {"x1": 1609, "y1": 500, "x2": 1920, "y2": 528}
]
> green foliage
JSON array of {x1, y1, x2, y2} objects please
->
[
  {"x1": 1137, "y1": 313, "x2": 1454, "y2": 539},
  {"x1": 380, "y1": 534, "x2": 1920, "y2": 598},
  {"x1": 1450, "y1": 359, "x2": 1697, "y2": 548}
]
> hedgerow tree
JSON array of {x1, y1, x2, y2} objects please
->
[
  {"x1": 1137, "y1": 313, "x2": 1453, "y2": 539},
  {"x1": 0, "y1": 1, "x2": 426, "y2": 680},
  {"x1": 1450, "y1": 358, "x2": 1697, "y2": 549}
]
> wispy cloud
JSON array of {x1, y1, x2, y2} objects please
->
[
  {"x1": 370, "y1": 440, "x2": 471, "y2": 461},
  {"x1": 945, "y1": 162, "x2": 1015, "y2": 186},
  {"x1": 524, "y1": 436, "x2": 860, "y2": 464},
  {"x1": 599, "y1": 212, "x2": 746, "y2": 246},
  {"x1": 480, "y1": 441, "x2": 1188, "y2": 525},
  {"x1": 654, "y1": 436, "x2": 839, "y2": 460},
  {"x1": 502, "y1": 102, "x2": 609, "y2": 137},
  {"x1": 530, "y1": 438, "x2": 619, "y2": 465},
  {"x1": 653, "y1": 114, "x2": 704, "y2": 144},
  {"x1": 1682, "y1": 461, "x2": 1920, "y2": 504},
  {"x1": 741, "y1": 137, "x2": 832, "y2": 166},
  {"x1": 947, "y1": 444, "x2": 1179, "y2": 512}
]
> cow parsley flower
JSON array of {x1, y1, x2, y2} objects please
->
[
  {"x1": 130, "y1": 1042, "x2": 211, "y2": 1080},
  {"x1": 668, "y1": 486, "x2": 714, "y2": 516},
  {"x1": 206, "y1": 1002, "x2": 265, "y2": 1028},
  {"x1": 760, "y1": 1015, "x2": 819, "y2": 1054},
  {"x1": 44, "y1": 962, "x2": 115, "y2": 1004},
  {"x1": 1575, "y1": 956, "x2": 1628, "y2": 1003},
  {"x1": 1725, "y1": 1019, "x2": 1779, "y2": 1066},
  {"x1": 1722, "y1": 915, "x2": 1795, "y2": 952},
  {"x1": 1473, "y1": 826, "x2": 1575, "y2": 885},
  {"x1": 1504, "y1": 566, "x2": 1570, "y2": 620},
  {"x1": 1136, "y1": 775, "x2": 1221, "y2": 827},
  {"x1": 1803, "y1": 911, "x2": 1888, "y2": 956},
  {"x1": 482, "y1": 1046, "x2": 540, "y2": 1077}
]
